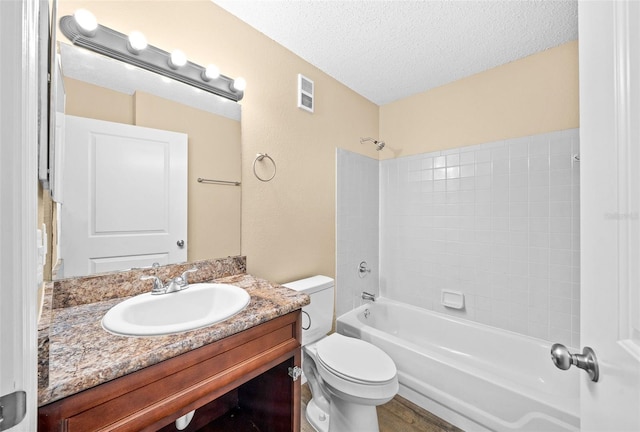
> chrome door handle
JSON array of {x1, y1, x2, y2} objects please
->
[
  {"x1": 177, "y1": 240, "x2": 184, "y2": 247},
  {"x1": 550, "y1": 343, "x2": 599, "y2": 382},
  {"x1": 0, "y1": 391, "x2": 26, "y2": 430}
]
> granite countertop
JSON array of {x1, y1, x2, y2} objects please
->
[{"x1": 38, "y1": 272, "x2": 309, "y2": 406}]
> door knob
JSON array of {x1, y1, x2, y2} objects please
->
[
  {"x1": 177, "y1": 240, "x2": 184, "y2": 247},
  {"x1": 550, "y1": 343, "x2": 599, "y2": 382}
]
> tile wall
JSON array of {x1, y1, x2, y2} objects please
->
[
  {"x1": 379, "y1": 129, "x2": 580, "y2": 347},
  {"x1": 336, "y1": 148, "x2": 379, "y2": 317}
]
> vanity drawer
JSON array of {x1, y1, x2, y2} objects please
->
[{"x1": 38, "y1": 311, "x2": 302, "y2": 432}]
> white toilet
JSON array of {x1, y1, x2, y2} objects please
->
[{"x1": 283, "y1": 276, "x2": 398, "y2": 432}]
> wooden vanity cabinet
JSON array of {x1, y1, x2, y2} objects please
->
[{"x1": 38, "y1": 311, "x2": 302, "y2": 432}]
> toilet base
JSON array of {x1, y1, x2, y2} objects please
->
[
  {"x1": 306, "y1": 398, "x2": 329, "y2": 432},
  {"x1": 306, "y1": 397, "x2": 380, "y2": 432},
  {"x1": 329, "y1": 398, "x2": 380, "y2": 432}
]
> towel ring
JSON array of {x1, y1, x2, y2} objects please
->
[{"x1": 253, "y1": 153, "x2": 277, "y2": 182}]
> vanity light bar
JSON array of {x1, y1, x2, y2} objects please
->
[{"x1": 59, "y1": 14, "x2": 245, "y2": 102}]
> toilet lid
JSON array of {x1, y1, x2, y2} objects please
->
[{"x1": 316, "y1": 334, "x2": 396, "y2": 384}]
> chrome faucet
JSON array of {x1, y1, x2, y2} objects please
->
[
  {"x1": 141, "y1": 267, "x2": 198, "y2": 295},
  {"x1": 361, "y1": 291, "x2": 376, "y2": 302},
  {"x1": 140, "y1": 275, "x2": 165, "y2": 294}
]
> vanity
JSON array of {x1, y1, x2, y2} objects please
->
[{"x1": 37, "y1": 257, "x2": 309, "y2": 431}]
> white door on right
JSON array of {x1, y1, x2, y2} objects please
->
[
  {"x1": 579, "y1": 1, "x2": 640, "y2": 430},
  {"x1": 59, "y1": 115, "x2": 188, "y2": 277}
]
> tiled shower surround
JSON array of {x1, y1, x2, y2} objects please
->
[{"x1": 338, "y1": 129, "x2": 580, "y2": 348}]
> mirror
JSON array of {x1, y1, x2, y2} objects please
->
[{"x1": 47, "y1": 41, "x2": 241, "y2": 280}]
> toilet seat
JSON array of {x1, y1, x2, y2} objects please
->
[{"x1": 315, "y1": 333, "x2": 396, "y2": 385}]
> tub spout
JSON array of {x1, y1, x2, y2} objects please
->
[{"x1": 362, "y1": 291, "x2": 376, "y2": 302}]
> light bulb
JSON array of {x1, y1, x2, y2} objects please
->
[
  {"x1": 202, "y1": 64, "x2": 220, "y2": 81},
  {"x1": 231, "y1": 77, "x2": 247, "y2": 92},
  {"x1": 169, "y1": 50, "x2": 187, "y2": 69},
  {"x1": 127, "y1": 31, "x2": 147, "y2": 54},
  {"x1": 73, "y1": 9, "x2": 98, "y2": 36}
]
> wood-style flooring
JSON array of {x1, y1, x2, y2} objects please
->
[{"x1": 301, "y1": 383, "x2": 462, "y2": 432}]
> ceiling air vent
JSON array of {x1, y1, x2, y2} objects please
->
[{"x1": 297, "y1": 74, "x2": 314, "y2": 113}]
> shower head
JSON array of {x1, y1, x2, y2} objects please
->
[{"x1": 360, "y1": 137, "x2": 385, "y2": 151}]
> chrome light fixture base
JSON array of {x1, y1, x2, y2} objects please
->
[{"x1": 59, "y1": 15, "x2": 244, "y2": 102}]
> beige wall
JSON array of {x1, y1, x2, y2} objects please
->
[
  {"x1": 63, "y1": 78, "x2": 241, "y2": 263},
  {"x1": 379, "y1": 41, "x2": 579, "y2": 158},
  {"x1": 65, "y1": 78, "x2": 133, "y2": 124},
  {"x1": 58, "y1": 1, "x2": 380, "y2": 284},
  {"x1": 38, "y1": 185, "x2": 54, "y2": 280}
]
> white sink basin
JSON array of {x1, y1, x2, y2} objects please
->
[{"x1": 102, "y1": 283, "x2": 250, "y2": 336}]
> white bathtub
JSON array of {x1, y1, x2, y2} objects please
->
[{"x1": 336, "y1": 298, "x2": 579, "y2": 431}]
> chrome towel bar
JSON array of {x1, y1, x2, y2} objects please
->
[{"x1": 197, "y1": 178, "x2": 241, "y2": 186}]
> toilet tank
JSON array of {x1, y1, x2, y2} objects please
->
[{"x1": 282, "y1": 275, "x2": 334, "y2": 346}]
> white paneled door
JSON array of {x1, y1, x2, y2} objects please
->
[
  {"x1": 1, "y1": 0, "x2": 40, "y2": 429},
  {"x1": 60, "y1": 116, "x2": 188, "y2": 277},
  {"x1": 579, "y1": 1, "x2": 640, "y2": 430}
]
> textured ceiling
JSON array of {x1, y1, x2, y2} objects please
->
[{"x1": 211, "y1": 0, "x2": 578, "y2": 106}]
